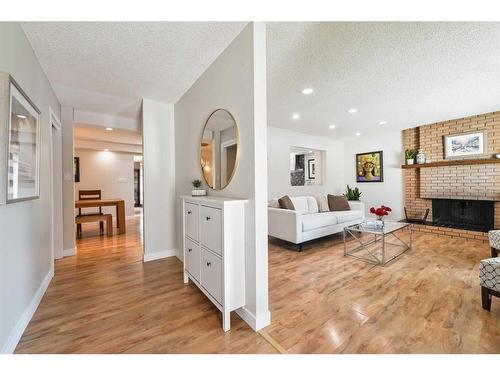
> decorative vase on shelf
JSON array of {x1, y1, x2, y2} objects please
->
[{"x1": 416, "y1": 149, "x2": 426, "y2": 164}]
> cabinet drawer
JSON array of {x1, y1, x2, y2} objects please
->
[
  {"x1": 184, "y1": 202, "x2": 199, "y2": 241},
  {"x1": 185, "y1": 236, "x2": 200, "y2": 282},
  {"x1": 200, "y1": 248, "x2": 222, "y2": 304},
  {"x1": 200, "y1": 206, "x2": 222, "y2": 255}
]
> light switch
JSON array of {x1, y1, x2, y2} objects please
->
[{"x1": 118, "y1": 177, "x2": 127, "y2": 183}]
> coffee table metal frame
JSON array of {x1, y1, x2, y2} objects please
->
[{"x1": 343, "y1": 221, "x2": 413, "y2": 266}]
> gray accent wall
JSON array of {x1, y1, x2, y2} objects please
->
[{"x1": 0, "y1": 22, "x2": 61, "y2": 352}]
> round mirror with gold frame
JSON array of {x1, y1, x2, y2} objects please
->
[{"x1": 200, "y1": 109, "x2": 240, "y2": 190}]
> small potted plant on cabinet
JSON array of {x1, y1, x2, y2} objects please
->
[
  {"x1": 191, "y1": 179, "x2": 206, "y2": 196},
  {"x1": 405, "y1": 149, "x2": 416, "y2": 165}
]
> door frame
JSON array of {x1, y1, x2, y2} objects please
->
[
  {"x1": 49, "y1": 107, "x2": 62, "y2": 270},
  {"x1": 220, "y1": 138, "x2": 237, "y2": 187}
]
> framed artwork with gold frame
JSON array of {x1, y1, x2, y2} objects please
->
[{"x1": 356, "y1": 151, "x2": 383, "y2": 183}]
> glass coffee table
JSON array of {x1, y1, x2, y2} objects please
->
[{"x1": 343, "y1": 221, "x2": 413, "y2": 266}]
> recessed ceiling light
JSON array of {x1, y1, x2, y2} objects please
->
[
  {"x1": 348, "y1": 108, "x2": 358, "y2": 114},
  {"x1": 301, "y1": 88, "x2": 313, "y2": 95},
  {"x1": 379, "y1": 121, "x2": 387, "y2": 125},
  {"x1": 355, "y1": 132, "x2": 361, "y2": 136},
  {"x1": 104, "y1": 149, "x2": 110, "y2": 152},
  {"x1": 329, "y1": 124, "x2": 336, "y2": 129},
  {"x1": 292, "y1": 113, "x2": 300, "y2": 120},
  {"x1": 16, "y1": 114, "x2": 27, "y2": 119},
  {"x1": 106, "y1": 127, "x2": 113, "y2": 131}
]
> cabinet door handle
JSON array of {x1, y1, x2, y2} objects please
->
[
  {"x1": 187, "y1": 210, "x2": 192, "y2": 214},
  {"x1": 206, "y1": 262, "x2": 211, "y2": 267},
  {"x1": 206, "y1": 216, "x2": 211, "y2": 221},
  {"x1": 188, "y1": 248, "x2": 192, "y2": 252}
]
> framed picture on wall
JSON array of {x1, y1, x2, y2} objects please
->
[
  {"x1": 74, "y1": 157, "x2": 80, "y2": 182},
  {"x1": 356, "y1": 151, "x2": 383, "y2": 183},
  {"x1": 307, "y1": 158, "x2": 315, "y2": 180},
  {"x1": 6, "y1": 77, "x2": 41, "y2": 203},
  {"x1": 443, "y1": 130, "x2": 487, "y2": 159}
]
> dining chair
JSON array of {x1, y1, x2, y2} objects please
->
[{"x1": 76, "y1": 189, "x2": 104, "y2": 238}]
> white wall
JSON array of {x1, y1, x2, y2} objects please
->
[
  {"x1": 268, "y1": 126, "x2": 345, "y2": 198},
  {"x1": 343, "y1": 130, "x2": 404, "y2": 220},
  {"x1": 142, "y1": 99, "x2": 176, "y2": 261},
  {"x1": 175, "y1": 22, "x2": 270, "y2": 330},
  {"x1": 74, "y1": 149, "x2": 135, "y2": 217},
  {"x1": 0, "y1": 22, "x2": 61, "y2": 353}
]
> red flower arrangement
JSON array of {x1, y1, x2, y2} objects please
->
[{"x1": 370, "y1": 205, "x2": 392, "y2": 220}]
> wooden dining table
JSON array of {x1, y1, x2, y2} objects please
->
[{"x1": 75, "y1": 198, "x2": 126, "y2": 234}]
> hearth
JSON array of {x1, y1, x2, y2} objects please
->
[{"x1": 432, "y1": 199, "x2": 494, "y2": 232}]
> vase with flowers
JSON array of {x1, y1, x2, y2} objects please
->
[{"x1": 369, "y1": 205, "x2": 392, "y2": 227}]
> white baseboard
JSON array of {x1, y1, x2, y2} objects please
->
[
  {"x1": 175, "y1": 249, "x2": 183, "y2": 262},
  {"x1": 236, "y1": 306, "x2": 271, "y2": 332},
  {"x1": 1, "y1": 268, "x2": 54, "y2": 354},
  {"x1": 143, "y1": 249, "x2": 177, "y2": 262},
  {"x1": 63, "y1": 247, "x2": 76, "y2": 257}
]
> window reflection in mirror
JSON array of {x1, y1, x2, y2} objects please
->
[
  {"x1": 290, "y1": 146, "x2": 325, "y2": 186},
  {"x1": 200, "y1": 109, "x2": 239, "y2": 190}
]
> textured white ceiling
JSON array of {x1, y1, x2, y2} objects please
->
[
  {"x1": 21, "y1": 22, "x2": 247, "y2": 118},
  {"x1": 267, "y1": 22, "x2": 500, "y2": 139},
  {"x1": 21, "y1": 22, "x2": 500, "y2": 140}
]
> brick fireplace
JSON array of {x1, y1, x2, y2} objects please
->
[{"x1": 403, "y1": 110, "x2": 500, "y2": 242}]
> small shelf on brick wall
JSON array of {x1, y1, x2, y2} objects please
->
[{"x1": 401, "y1": 158, "x2": 500, "y2": 169}]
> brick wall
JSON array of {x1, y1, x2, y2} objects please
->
[{"x1": 403, "y1": 110, "x2": 500, "y2": 242}]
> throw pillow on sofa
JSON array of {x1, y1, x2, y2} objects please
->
[
  {"x1": 278, "y1": 195, "x2": 295, "y2": 210},
  {"x1": 314, "y1": 194, "x2": 330, "y2": 212},
  {"x1": 328, "y1": 194, "x2": 351, "y2": 211},
  {"x1": 268, "y1": 198, "x2": 280, "y2": 208}
]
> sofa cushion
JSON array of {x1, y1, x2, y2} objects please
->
[
  {"x1": 335, "y1": 210, "x2": 363, "y2": 224},
  {"x1": 278, "y1": 195, "x2": 295, "y2": 210},
  {"x1": 306, "y1": 197, "x2": 319, "y2": 214},
  {"x1": 268, "y1": 198, "x2": 280, "y2": 208},
  {"x1": 328, "y1": 194, "x2": 351, "y2": 211},
  {"x1": 302, "y1": 212, "x2": 339, "y2": 231},
  {"x1": 314, "y1": 194, "x2": 330, "y2": 212},
  {"x1": 290, "y1": 196, "x2": 309, "y2": 215}
]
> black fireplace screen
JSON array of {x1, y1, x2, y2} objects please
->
[{"x1": 432, "y1": 199, "x2": 494, "y2": 232}]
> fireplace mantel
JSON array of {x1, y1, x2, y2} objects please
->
[{"x1": 401, "y1": 158, "x2": 500, "y2": 169}]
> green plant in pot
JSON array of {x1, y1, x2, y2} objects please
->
[
  {"x1": 405, "y1": 149, "x2": 416, "y2": 165},
  {"x1": 191, "y1": 179, "x2": 206, "y2": 196},
  {"x1": 345, "y1": 185, "x2": 362, "y2": 201}
]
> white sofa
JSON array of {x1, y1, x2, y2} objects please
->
[{"x1": 268, "y1": 196, "x2": 365, "y2": 250}]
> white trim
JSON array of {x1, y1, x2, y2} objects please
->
[
  {"x1": 63, "y1": 247, "x2": 76, "y2": 257},
  {"x1": 236, "y1": 307, "x2": 271, "y2": 332},
  {"x1": 143, "y1": 249, "x2": 177, "y2": 262},
  {"x1": 1, "y1": 269, "x2": 54, "y2": 354},
  {"x1": 49, "y1": 110, "x2": 62, "y2": 264},
  {"x1": 49, "y1": 106, "x2": 61, "y2": 130}
]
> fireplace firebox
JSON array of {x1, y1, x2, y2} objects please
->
[{"x1": 432, "y1": 199, "x2": 494, "y2": 232}]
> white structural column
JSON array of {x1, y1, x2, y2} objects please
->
[
  {"x1": 249, "y1": 22, "x2": 271, "y2": 330},
  {"x1": 142, "y1": 99, "x2": 177, "y2": 261}
]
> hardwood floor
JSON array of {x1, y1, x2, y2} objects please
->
[
  {"x1": 15, "y1": 215, "x2": 276, "y2": 354},
  {"x1": 15, "y1": 216, "x2": 500, "y2": 353}
]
